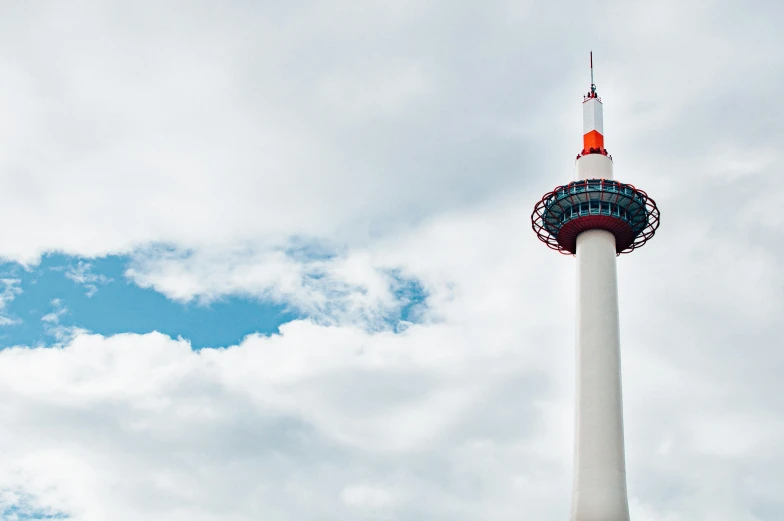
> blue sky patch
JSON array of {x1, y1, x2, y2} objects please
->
[
  {"x1": 0, "y1": 492, "x2": 69, "y2": 521},
  {"x1": 0, "y1": 253, "x2": 429, "y2": 350},
  {"x1": 0, "y1": 254, "x2": 298, "y2": 349}
]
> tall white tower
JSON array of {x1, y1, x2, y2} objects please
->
[{"x1": 531, "y1": 54, "x2": 660, "y2": 520}]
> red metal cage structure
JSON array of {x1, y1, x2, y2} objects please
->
[{"x1": 531, "y1": 178, "x2": 660, "y2": 255}]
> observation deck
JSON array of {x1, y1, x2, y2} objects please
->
[{"x1": 531, "y1": 178, "x2": 660, "y2": 255}]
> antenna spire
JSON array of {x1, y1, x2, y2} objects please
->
[{"x1": 590, "y1": 51, "x2": 596, "y2": 95}]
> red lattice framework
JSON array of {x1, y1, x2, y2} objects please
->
[{"x1": 531, "y1": 179, "x2": 660, "y2": 255}]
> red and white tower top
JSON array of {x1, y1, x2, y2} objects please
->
[{"x1": 582, "y1": 52, "x2": 605, "y2": 155}]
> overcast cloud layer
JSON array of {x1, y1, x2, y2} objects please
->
[{"x1": 0, "y1": 1, "x2": 782, "y2": 520}]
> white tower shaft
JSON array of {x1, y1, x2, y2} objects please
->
[
  {"x1": 532, "y1": 56, "x2": 660, "y2": 520},
  {"x1": 571, "y1": 155, "x2": 630, "y2": 520}
]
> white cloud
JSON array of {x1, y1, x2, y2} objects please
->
[
  {"x1": 64, "y1": 261, "x2": 112, "y2": 297},
  {"x1": 0, "y1": 325, "x2": 569, "y2": 521},
  {"x1": 40, "y1": 298, "x2": 67, "y2": 324},
  {"x1": 40, "y1": 298, "x2": 89, "y2": 343},
  {"x1": 0, "y1": 278, "x2": 22, "y2": 326},
  {"x1": 126, "y1": 245, "x2": 415, "y2": 329},
  {"x1": 341, "y1": 484, "x2": 400, "y2": 509},
  {"x1": 0, "y1": 0, "x2": 775, "y2": 264}
]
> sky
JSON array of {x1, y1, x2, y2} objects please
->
[{"x1": 0, "y1": 0, "x2": 782, "y2": 520}]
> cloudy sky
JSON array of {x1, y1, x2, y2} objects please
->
[{"x1": 0, "y1": 1, "x2": 781, "y2": 519}]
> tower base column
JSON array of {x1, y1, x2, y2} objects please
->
[{"x1": 571, "y1": 229, "x2": 630, "y2": 521}]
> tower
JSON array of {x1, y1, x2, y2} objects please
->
[{"x1": 531, "y1": 54, "x2": 660, "y2": 520}]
